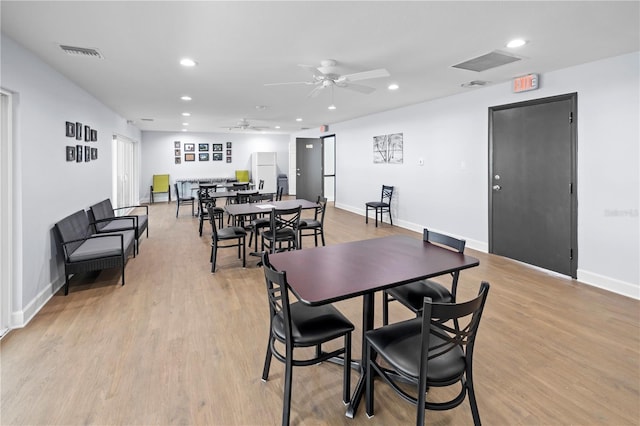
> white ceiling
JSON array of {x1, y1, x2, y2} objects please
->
[{"x1": 2, "y1": 1, "x2": 638, "y2": 134}]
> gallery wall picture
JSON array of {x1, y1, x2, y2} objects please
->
[
  {"x1": 175, "y1": 157, "x2": 181, "y2": 164},
  {"x1": 91, "y1": 148, "x2": 98, "y2": 160},
  {"x1": 185, "y1": 153, "x2": 196, "y2": 161},
  {"x1": 174, "y1": 141, "x2": 181, "y2": 148},
  {"x1": 373, "y1": 132, "x2": 403, "y2": 164},
  {"x1": 91, "y1": 129, "x2": 97, "y2": 141},
  {"x1": 84, "y1": 147, "x2": 91, "y2": 162},
  {"x1": 226, "y1": 157, "x2": 232, "y2": 163},
  {"x1": 212, "y1": 153, "x2": 223, "y2": 161},
  {"x1": 213, "y1": 143, "x2": 223, "y2": 151},
  {"x1": 175, "y1": 149, "x2": 181, "y2": 156},
  {"x1": 76, "y1": 145, "x2": 83, "y2": 162},
  {"x1": 184, "y1": 143, "x2": 195, "y2": 152},
  {"x1": 84, "y1": 125, "x2": 91, "y2": 141},
  {"x1": 75, "y1": 122, "x2": 82, "y2": 140},
  {"x1": 226, "y1": 142, "x2": 232, "y2": 149},
  {"x1": 65, "y1": 122, "x2": 75, "y2": 137},
  {"x1": 199, "y1": 153, "x2": 209, "y2": 161},
  {"x1": 199, "y1": 143, "x2": 209, "y2": 151},
  {"x1": 66, "y1": 146, "x2": 76, "y2": 161}
]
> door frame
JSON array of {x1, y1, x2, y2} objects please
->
[
  {"x1": 1, "y1": 88, "x2": 14, "y2": 336},
  {"x1": 488, "y1": 92, "x2": 578, "y2": 277}
]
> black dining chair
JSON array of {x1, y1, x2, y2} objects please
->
[
  {"x1": 261, "y1": 206, "x2": 301, "y2": 254},
  {"x1": 365, "y1": 185, "x2": 394, "y2": 227},
  {"x1": 208, "y1": 202, "x2": 246, "y2": 272},
  {"x1": 197, "y1": 185, "x2": 224, "y2": 236},
  {"x1": 382, "y1": 228, "x2": 466, "y2": 325},
  {"x1": 248, "y1": 193, "x2": 274, "y2": 252},
  {"x1": 261, "y1": 252, "x2": 354, "y2": 426},
  {"x1": 174, "y1": 183, "x2": 195, "y2": 217},
  {"x1": 298, "y1": 196, "x2": 327, "y2": 248},
  {"x1": 365, "y1": 282, "x2": 490, "y2": 426}
]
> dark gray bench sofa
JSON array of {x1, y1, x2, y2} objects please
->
[
  {"x1": 89, "y1": 199, "x2": 148, "y2": 254},
  {"x1": 54, "y1": 209, "x2": 136, "y2": 295}
]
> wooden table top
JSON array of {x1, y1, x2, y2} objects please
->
[{"x1": 269, "y1": 235, "x2": 480, "y2": 306}]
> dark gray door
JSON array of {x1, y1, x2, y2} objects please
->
[
  {"x1": 296, "y1": 138, "x2": 323, "y2": 201},
  {"x1": 489, "y1": 93, "x2": 577, "y2": 277}
]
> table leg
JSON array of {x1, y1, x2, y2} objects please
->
[{"x1": 346, "y1": 292, "x2": 375, "y2": 418}]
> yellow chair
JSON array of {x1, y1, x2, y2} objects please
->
[
  {"x1": 150, "y1": 174, "x2": 171, "y2": 203},
  {"x1": 235, "y1": 170, "x2": 249, "y2": 183}
]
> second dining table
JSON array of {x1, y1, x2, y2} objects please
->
[{"x1": 267, "y1": 234, "x2": 480, "y2": 418}]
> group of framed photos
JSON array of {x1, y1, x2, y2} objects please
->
[
  {"x1": 174, "y1": 141, "x2": 232, "y2": 164},
  {"x1": 65, "y1": 121, "x2": 98, "y2": 163}
]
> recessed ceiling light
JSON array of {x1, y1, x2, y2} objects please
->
[
  {"x1": 328, "y1": 104, "x2": 336, "y2": 110},
  {"x1": 506, "y1": 39, "x2": 527, "y2": 48},
  {"x1": 388, "y1": 83, "x2": 399, "y2": 90},
  {"x1": 181, "y1": 96, "x2": 192, "y2": 101},
  {"x1": 182, "y1": 112, "x2": 191, "y2": 116},
  {"x1": 180, "y1": 58, "x2": 197, "y2": 67},
  {"x1": 182, "y1": 122, "x2": 189, "y2": 126},
  {"x1": 182, "y1": 129, "x2": 188, "y2": 132},
  {"x1": 296, "y1": 118, "x2": 303, "y2": 122},
  {"x1": 275, "y1": 125, "x2": 281, "y2": 129},
  {"x1": 255, "y1": 105, "x2": 268, "y2": 110}
]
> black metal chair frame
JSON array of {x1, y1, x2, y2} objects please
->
[
  {"x1": 174, "y1": 183, "x2": 195, "y2": 217},
  {"x1": 298, "y1": 196, "x2": 327, "y2": 248},
  {"x1": 261, "y1": 252, "x2": 354, "y2": 426},
  {"x1": 383, "y1": 229, "x2": 466, "y2": 325},
  {"x1": 261, "y1": 206, "x2": 301, "y2": 254},
  {"x1": 248, "y1": 193, "x2": 274, "y2": 252},
  {"x1": 208, "y1": 203, "x2": 246, "y2": 272},
  {"x1": 197, "y1": 185, "x2": 224, "y2": 236},
  {"x1": 365, "y1": 185, "x2": 394, "y2": 227},
  {"x1": 365, "y1": 282, "x2": 490, "y2": 426}
]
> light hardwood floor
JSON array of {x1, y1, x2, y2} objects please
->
[{"x1": 2, "y1": 201, "x2": 639, "y2": 425}]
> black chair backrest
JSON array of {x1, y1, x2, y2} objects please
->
[
  {"x1": 276, "y1": 186, "x2": 284, "y2": 201},
  {"x1": 174, "y1": 183, "x2": 183, "y2": 199},
  {"x1": 269, "y1": 205, "x2": 302, "y2": 234},
  {"x1": 233, "y1": 183, "x2": 249, "y2": 191},
  {"x1": 236, "y1": 191, "x2": 259, "y2": 204},
  {"x1": 54, "y1": 210, "x2": 93, "y2": 255},
  {"x1": 261, "y1": 252, "x2": 293, "y2": 342},
  {"x1": 315, "y1": 196, "x2": 328, "y2": 223},
  {"x1": 381, "y1": 185, "x2": 394, "y2": 204},
  {"x1": 424, "y1": 229, "x2": 466, "y2": 253},
  {"x1": 198, "y1": 186, "x2": 217, "y2": 210},
  {"x1": 421, "y1": 282, "x2": 490, "y2": 365},
  {"x1": 259, "y1": 179, "x2": 265, "y2": 190},
  {"x1": 206, "y1": 202, "x2": 222, "y2": 238}
]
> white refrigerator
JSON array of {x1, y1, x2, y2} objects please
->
[{"x1": 251, "y1": 152, "x2": 277, "y2": 193}]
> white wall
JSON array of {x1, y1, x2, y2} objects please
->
[
  {"x1": 293, "y1": 52, "x2": 639, "y2": 299},
  {"x1": 141, "y1": 131, "x2": 289, "y2": 201},
  {"x1": 1, "y1": 35, "x2": 141, "y2": 326}
]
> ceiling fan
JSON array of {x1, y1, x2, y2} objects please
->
[
  {"x1": 224, "y1": 118, "x2": 268, "y2": 131},
  {"x1": 265, "y1": 59, "x2": 390, "y2": 97}
]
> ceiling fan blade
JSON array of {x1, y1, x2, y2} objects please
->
[
  {"x1": 341, "y1": 68, "x2": 390, "y2": 82},
  {"x1": 338, "y1": 82, "x2": 376, "y2": 94},
  {"x1": 264, "y1": 81, "x2": 313, "y2": 86}
]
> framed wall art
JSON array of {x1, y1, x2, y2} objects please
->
[
  {"x1": 185, "y1": 153, "x2": 196, "y2": 162},
  {"x1": 184, "y1": 143, "x2": 195, "y2": 152},
  {"x1": 199, "y1": 143, "x2": 209, "y2": 151},
  {"x1": 76, "y1": 145, "x2": 83, "y2": 162},
  {"x1": 66, "y1": 146, "x2": 76, "y2": 161},
  {"x1": 175, "y1": 149, "x2": 181, "y2": 156},
  {"x1": 226, "y1": 149, "x2": 232, "y2": 156},
  {"x1": 226, "y1": 142, "x2": 232, "y2": 149},
  {"x1": 373, "y1": 132, "x2": 403, "y2": 164},
  {"x1": 199, "y1": 153, "x2": 209, "y2": 161},
  {"x1": 65, "y1": 122, "x2": 75, "y2": 137},
  {"x1": 91, "y1": 148, "x2": 98, "y2": 160},
  {"x1": 75, "y1": 122, "x2": 82, "y2": 140},
  {"x1": 174, "y1": 141, "x2": 181, "y2": 148},
  {"x1": 226, "y1": 157, "x2": 232, "y2": 163},
  {"x1": 84, "y1": 125, "x2": 91, "y2": 141},
  {"x1": 213, "y1": 143, "x2": 223, "y2": 151},
  {"x1": 175, "y1": 157, "x2": 181, "y2": 164},
  {"x1": 212, "y1": 153, "x2": 223, "y2": 161},
  {"x1": 91, "y1": 129, "x2": 97, "y2": 141}
]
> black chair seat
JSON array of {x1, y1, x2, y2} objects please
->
[
  {"x1": 365, "y1": 201, "x2": 389, "y2": 208},
  {"x1": 366, "y1": 318, "x2": 464, "y2": 382},
  {"x1": 273, "y1": 302, "x2": 354, "y2": 346},
  {"x1": 262, "y1": 228, "x2": 296, "y2": 240},
  {"x1": 217, "y1": 226, "x2": 246, "y2": 239},
  {"x1": 298, "y1": 219, "x2": 320, "y2": 228},
  {"x1": 386, "y1": 280, "x2": 453, "y2": 311},
  {"x1": 365, "y1": 185, "x2": 394, "y2": 227}
]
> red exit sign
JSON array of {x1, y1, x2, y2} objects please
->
[{"x1": 513, "y1": 73, "x2": 539, "y2": 93}]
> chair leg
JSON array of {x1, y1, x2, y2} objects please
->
[
  {"x1": 199, "y1": 217, "x2": 204, "y2": 236},
  {"x1": 176, "y1": 201, "x2": 179, "y2": 218},
  {"x1": 365, "y1": 205, "x2": 369, "y2": 224},
  {"x1": 261, "y1": 337, "x2": 273, "y2": 381},
  {"x1": 467, "y1": 371, "x2": 481, "y2": 426},
  {"x1": 241, "y1": 237, "x2": 246, "y2": 267},
  {"x1": 64, "y1": 272, "x2": 70, "y2": 296},
  {"x1": 320, "y1": 230, "x2": 325, "y2": 246},
  {"x1": 211, "y1": 244, "x2": 217, "y2": 273},
  {"x1": 388, "y1": 208, "x2": 393, "y2": 226},
  {"x1": 375, "y1": 208, "x2": 379, "y2": 227},
  {"x1": 191, "y1": 202, "x2": 194, "y2": 216},
  {"x1": 382, "y1": 292, "x2": 389, "y2": 326},
  {"x1": 283, "y1": 354, "x2": 294, "y2": 426}
]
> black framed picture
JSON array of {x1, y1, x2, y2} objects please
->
[
  {"x1": 185, "y1": 153, "x2": 195, "y2": 161},
  {"x1": 226, "y1": 149, "x2": 232, "y2": 156},
  {"x1": 91, "y1": 148, "x2": 98, "y2": 160},
  {"x1": 84, "y1": 125, "x2": 91, "y2": 141},
  {"x1": 198, "y1": 143, "x2": 209, "y2": 151},
  {"x1": 175, "y1": 157, "x2": 181, "y2": 164},
  {"x1": 174, "y1": 141, "x2": 181, "y2": 148},
  {"x1": 174, "y1": 149, "x2": 181, "y2": 156},
  {"x1": 76, "y1": 145, "x2": 83, "y2": 162},
  {"x1": 213, "y1": 143, "x2": 223, "y2": 151},
  {"x1": 84, "y1": 147, "x2": 91, "y2": 162},
  {"x1": 212, "y1": 153, "x2": 223, "y2": 161},
  {"x1": 91, "y1": 129, "x2": 97, "y2": 141},
  {"x1": 65, "y1": 122, "x2": 75, "y2": 137},
  {"x1": 226, "y1": 142, "x2": 232, "y2": 149},
  {"x1": 66, "y1": 146, "x2": 76, "y2": 161},
  {"x1": 226, "y1": 156, "x2": 232, "y2": 163},
  {"x1": 184, "y1": 143, "x2": 195, "y2": 152},
  {"x1": 199, "y1": 153, "x2": 209, "y2": 161},
  {"x1": 75, "y1": 122, "x2": 82, "y2": 140}
]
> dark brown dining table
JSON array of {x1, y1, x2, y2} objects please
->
[
  {"x1": 268, "y1": 235, "x2": 480, "y2": 418},
  {"x1": 224, "y1": 198, "x2": 319, "y2": 220}
]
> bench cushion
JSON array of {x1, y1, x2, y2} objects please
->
[{"x1": 67, "y1": 230, "x2": 135, "y2": 262}]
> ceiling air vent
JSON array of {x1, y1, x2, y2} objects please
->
[
  {"x1": 59, "y1": 45, "x2": 103, "y2": 59},
  {"x1": 140, "y1": 118, "x2": 155, "y2": 122},
  {"x1": 452, "y1": 50, "x2": 520, "y2": 72},
  {"x1": 461, "y1": 80, "x2": 490, "y2": 88}
]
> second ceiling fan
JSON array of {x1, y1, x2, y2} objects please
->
[{"x1": 265, "y1": 59, "x2": 390, "y2": 97}]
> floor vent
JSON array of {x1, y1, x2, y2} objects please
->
[
  {"x1": 453, "y1": 51, "x2": 520, "y2": 72},
  {"x1": 60, "y1": 45, "x2": 104, "y2": 59}
]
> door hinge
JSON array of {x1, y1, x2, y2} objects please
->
[
  {"x1": 570, "y1": 183, "x2": 573, "y2": 194},
  {"x1": 570, "y1": 248, "x2": 573, "y2": 260},
  {"x1": 569, "y1": 112, "x2": 574, "y2": 123}
]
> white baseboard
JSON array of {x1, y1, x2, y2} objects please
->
[
  {"x1": 577, "y1": 270, "x2": 639, "y2": 300},
  {"x1": 11, "y1": 280, "x2": 63, "y2": 328}
]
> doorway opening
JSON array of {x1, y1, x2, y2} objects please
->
[{"x1": 112, "y1": 134, "x2": 140, "y2": 210}]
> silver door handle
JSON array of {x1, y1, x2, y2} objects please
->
[{"x1": 493, "y1": 185, "x2": 502, "y2": 191}]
